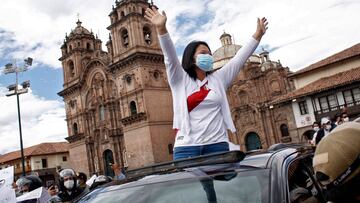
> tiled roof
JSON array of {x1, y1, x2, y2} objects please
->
[
  {"x1": 0, "y1": 142, "x2": 69, "y2": 164},
  {"x1": 290, "y1": 43, "x2": 360, "y2": 77},
  {"x1": 272, "y1": 67, "x2": 360, "y2": 104}
]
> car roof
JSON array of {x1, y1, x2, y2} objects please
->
[{"x1": 84, "y1": 144, "x2": 314, "y2": 196}]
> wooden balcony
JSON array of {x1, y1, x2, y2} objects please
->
[{"x1": 14, "y1": 165, "x2": 32, "y2": 175}]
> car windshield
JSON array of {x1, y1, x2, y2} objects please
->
[{"x1": 78, "y1": 169, "x2": 270, "y2": 203}]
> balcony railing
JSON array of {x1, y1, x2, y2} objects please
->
[
  {"x1": 14, "y1": 165, "x2": 31, "y2": 175},
  {"x1": 314, "y1": 100, "x2": 360, "y2": 121}
]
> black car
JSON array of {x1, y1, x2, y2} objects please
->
[{"x1": 76, "y1": 144, "x2": 324, "y2": 203}]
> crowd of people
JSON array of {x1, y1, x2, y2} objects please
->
[
  {"x1": 13, "y1": 164, "x2": 126, "y2": 202},
  {"x1": 310, "y1": 111, "x2": 350, "y2": 145}
]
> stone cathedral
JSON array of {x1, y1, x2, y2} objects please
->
[
  {"x1": 59, "y1": 0, "x2": 295, "y2": 176},
  {"x1": 58, "y1": 0, "x2": 174, "y2": 176}
]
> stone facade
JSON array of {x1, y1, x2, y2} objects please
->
[
  {"x1": 214, "y1": 33, "x2": 298, "y2": 150},
  {"x1": 58, "y1": 1, "x2": 298, "y2": 176},
  {"x1": 58, "y1": 0, "x2": 174, "y2": 176}
]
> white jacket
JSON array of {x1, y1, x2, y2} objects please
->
[{"x1": 158, "y1": 33, "x2": 259, "y2": 146}]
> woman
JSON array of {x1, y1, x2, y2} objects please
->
[{"x1": 145, "y1": 7, "x2": 268, "y2": 160}]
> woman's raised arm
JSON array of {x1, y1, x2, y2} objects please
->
[
  {"x1": 216, "y1": 17, "x2": 268, "y2": 88},
  {"x1": 145, "y1": 7, "x2": 184, "y2": 86}
]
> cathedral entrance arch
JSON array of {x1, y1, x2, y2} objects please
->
[
  {"x1": 245, "y1": 132, "x2": 262, "y2": 151},
  {"x1": 103, "y1": 149, "x2": 115, "y2": 177}
]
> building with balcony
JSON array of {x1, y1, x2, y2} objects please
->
[
  {"x1": 0, "y1": 142, "x2": 70, "y2": 187},
  {"x1": 213, "y1": 31, "x2": 297, "y2": 150},
  {"x1": 272, "y1": 43, "x2": 360, "y2": 140}
]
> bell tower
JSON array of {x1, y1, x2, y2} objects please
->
[{"x1": 107, "y1": 0, "x2": 174, "y2": 168}]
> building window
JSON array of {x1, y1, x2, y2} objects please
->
[
  {"x1": 125, "y1": 75, "x2": 132, "y2": 84},
  {"x1": 153, "y1": 71, "x2": 160, "y2": 80},
  {"x1": 343, "y1": 88, "x2": 360, "y2": 106},
  {"x1": 72, "y1": 123, "x2": 78, "y2": 135},
  {"x1": 168, "y1": 144, "x2": 173, "y2": 154},
  {"x1": 42, "y1": 159, "x2": 48, "y2": 168},
  {"x1": 353, "y1": 88, "x2": 360, "y2": 103},
  {"x1": 298, "y1": 101, "x2": 308, "y2": 115},
  {"x1": 130, "y1": 101, "x2": 137, "y2": 115},
  {"x1": 280, "y1": 124, "x2": 289, "y2": 137},
  {"x1": 68, "y1": 60, "x2": 75, "y2": 77},
  {"x1": 343, "y1": 90, "x2": 354, "y2": 105},
  {"x1": 121, "y1": 29, "x2": 129, "y2": 47},
  {"x1": 87, "y1": 43, "x2": 91, "y2": 50},
  {"x1": 62, "y1": 156, "x2": 67, "y2": 162},
  {"x1": 143, "y1": 26, "x2": 152, "y2": 45},
  {"x1": 99, "y1": 105, "x2": 105, "y2": 121},
  {"x1": 16, "y1": 163, "x2": 20, "y2": 169},
  {"x1": 319, "y1": 94, "x2": 338, "y2": 112},
  {"x1": 328, "y1": 95, "x2": 338, "y2": 110},
  {"x1": 142, "y1": 8, "x2": 145, "y2": 16}
]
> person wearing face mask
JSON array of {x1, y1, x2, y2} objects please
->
[
  {"x1": 144, "y1": 7, "x2": 268, "y2": 159},
  {"x1": 16, "y1": 175, "x2": 43, "y2": 196},
  {"x1": 315, "y1": 117, "x2": 335, "y2": 145},
  {"x1": 341, "y1": 112, "x2": 350, "y2": 123},
  {"x1": 57, "y1": 169, "x2": 84, "y2": 202},
  {"x1": 310, "y1": 122, "x2": 320, "y2": 145}
]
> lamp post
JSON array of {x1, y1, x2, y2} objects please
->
[{"x1": 3, "y1": 57, "x2": 33, "y2": 176}]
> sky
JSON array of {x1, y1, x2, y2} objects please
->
[{"x1": 0, "y1": 0, "x2": 360, "y2": 154}]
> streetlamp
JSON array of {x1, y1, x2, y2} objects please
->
[{"x1": 3, "y1": 57, "x2": 33, "y2": 176}]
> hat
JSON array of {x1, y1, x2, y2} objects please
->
[
  {"x1": 59, "y1": 168, "x2": 76, "y2": 178},
  {"x1": 321, "y1": 117, "x2": 330, "y2": 125},
  {"x1": 313, "y1": 122, "x2": 360, "y2": 185}
]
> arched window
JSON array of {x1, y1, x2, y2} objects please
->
[
  {"x1": 72, "y1": 123, "x2": 78, "y2": 135},
  {"x1": 280, "y1": 124, "x2": 289, "y2": 137},
  {"x1": 245, "y1": 132, "x2": 262, "y2": 151},
  {"x1": 113, "y1": 12, "x2": 118, "y2": 21},
  {"x1": 143, "y1": 26, "x2": 152, "y2": 45},
  {"x1": 121, "y1": 29, "x2": 129, "y2": 47},
  {"x1": 99, "y1": 105, "x2": 105, "y2": 121},
  {"x1": 130, "y1": 101, "x2": 137, "y2": 115},
  {"x1": 69, "y1": 45, "x2": 73, "y2": 52},
  {"x1": 87, "y1": 43, "x2": 91, "y2": 50},
  {"x1": 142, "y1": 8, "x2": 145, "y2": 16},
  {"x1": 120, "y1": 11, "x2": 125, "y2": 17},
  {"x1": 68, "y1": 60, "x2": 75, "y2": 77}
]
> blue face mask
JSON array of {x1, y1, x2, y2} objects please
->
[{"x1": 196, "y1": 54, "x2": 213, "y2": 72}]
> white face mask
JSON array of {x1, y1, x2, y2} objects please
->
[
  {"x1": 313, "y1": 127, "x2": 319, "y2": 131},
  {"x1": 343, "y1": 117, "x2": 349, "y2": 122},
  {"x1": 64, "y1": 180, "x2": 74, "y2": 190},
  {"x1": 325, "y1": 124, "x2": 332, "y2": 131}
]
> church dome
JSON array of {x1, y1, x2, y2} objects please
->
[
  {"x1": 213, "y1": 44, "x2": 242, "y2": 62},
  {"x1": 69, "y1": 20, "x2": 92, "y2": 37}
]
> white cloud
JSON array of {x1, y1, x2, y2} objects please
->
[
  {"x1": 1, "y1": 0, "x2": 359, "y2": 70},
  {"x1": 0, "y1": 86, "x2": 67, "y2": 154},
  {"x1": 0, "y1": 0, "x2": 360, "y2": 154}
]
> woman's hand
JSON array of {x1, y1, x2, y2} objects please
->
[
  {"x1": 253, "y1": 17, "x2": 268, "y2": 41},
  {"x1": 144, "y1": 6, "x2": 168, "y2": 35}
]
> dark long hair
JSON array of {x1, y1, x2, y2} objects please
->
[{"x1": 182, "y1": 41, "x2": 212, "y2": 81}]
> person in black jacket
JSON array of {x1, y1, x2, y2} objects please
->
[
  {"x1": 57, "y1": 169, "x2": 84, "y2": 202},
  {"x1": 315, "y1": 117, "x2": 335, "y2": 145}
]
